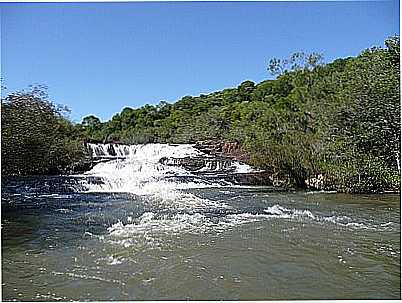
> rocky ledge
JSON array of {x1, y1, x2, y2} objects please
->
[
  {"x1": 194, "y1": 140, "x2": 250, "y2": 162},
  {"x1": 159, "y1": 156, "x2": 234, "y2": 173}
]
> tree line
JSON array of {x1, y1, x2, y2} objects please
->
[{"x1": 2, "y1": 37, "x2": 400, "y2": 192}]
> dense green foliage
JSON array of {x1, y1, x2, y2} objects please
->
[
  {"x1": 1, "y1": 86, "x2": 87, "y2": 175},
  {"x1": 78, "y1": 37, "x2": 400, "y2": 192},
  {"x1": 2, "y1": 38, "x2": 399, "y2": 192}
]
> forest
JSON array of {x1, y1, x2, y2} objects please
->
[{"x1": 2, "y1": 37, "x2": 400, "y2": 192}]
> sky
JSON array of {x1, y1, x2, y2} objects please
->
[{"x1": 1, "y1": 1, "x2": 399, "y2": 122}]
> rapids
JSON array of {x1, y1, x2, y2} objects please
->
[{"x1": 1, "y1": 143, "x2": 400, "y2": 300}]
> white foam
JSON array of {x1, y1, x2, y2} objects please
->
[
  {"x1": 232, "y1": 162, "x2": 258, "y2": 173},
  {"x1": 264, "y1": 204, "x2": 287, "y2": 215},
  {"x1": 107, "y1": 212, "x2": 210, "y2": 237},
  {"x1": 105, "y1": 211, "x2": 273, "y2": 248},
  {"x1": 104, "y1": 212, "x2": 215, "y2": 248},
  {"x1": 80, "y1": 143, "x2": 257, "y2": 212},
  {"x1": 82, "y1": 143, "x2": 257, "y2": 190},
  {"x1": 103, "y1": 204, "x2": 388, "y2": 250},
  {"x1": 83, "y1": 144, "x2": 211, "y2": 193},
  {"x1": 262, "y1": 205, "x2": 380, "y2": 230},
  {"x1": 263, "y1": 204, "x2": 315, "y2": 220},
  {"x1": 106, "y1": 256, "x2": 123, "y2": 265}
]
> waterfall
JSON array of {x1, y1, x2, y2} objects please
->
[
  {"x1": 87, "y1": 143, "x2": 132, "y2": 158},
  {"x1": 80, "y1": 143, "x2": 256, "y2": 195}
]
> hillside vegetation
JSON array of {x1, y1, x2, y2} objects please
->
[{"x1": 2, "y1": 37, "x2": 400, "y2": 192}]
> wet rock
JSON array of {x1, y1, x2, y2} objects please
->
[
  {"x1": 159, "y1": 156, "x2": 205, "y2": 171},
  {"x1": 194, "y1": 140, "x2": 250, "y2": 162},
  {"x1": 222, "y1": 171, "x2": 274, "y2": 186},
  {"x1": 159, "y1": 156, "x2": 234, "y2": 173}
]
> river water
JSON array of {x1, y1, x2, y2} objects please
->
[{"x1": 1, "y1": 144, "x2": 401, "y2": 300}]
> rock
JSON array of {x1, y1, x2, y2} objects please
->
[
  {"x1": 223, "y1": 171, "x2": 274, "y2": 186},
  {"x1": 159, "y1": 156, "x2": 235, "y2": 173},
  {"x1": 159, "y1": 156, "x2": 282, "y2": 187},
  {"x1": 69, "y1": 158, "x2": 118, "y2": 174},
  {"x1": 159, "y1": 157, "x2": 206, "y2": 171},
  {"x1": 194, "y1": 140, "x2": 250, "y2": 162}
]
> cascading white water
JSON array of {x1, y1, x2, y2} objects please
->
[
  {"x1": 84, "y1": 144, "x2": 201, "y2": 192},
  {"x1": 87, "y1": 143, "x2": 132, "y2": 158},
  {"x1": 81, "y1": 143, "x2": 256, "y2": 206}
]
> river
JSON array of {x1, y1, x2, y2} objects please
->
[{"x1": 1, "y1": 144, "x2": 400, "y2": 300}]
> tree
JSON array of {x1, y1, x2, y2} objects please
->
[
  {"x1": 2, "y1": 86, "x2": 86, "y2": 175},
  {"x1": 82, "y1": 115, "x2": 101, "y2": 128},
  {"x1": 268, "y1": 52, "x2": 323, "y2": 76}
]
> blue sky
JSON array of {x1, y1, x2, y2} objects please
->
[{"x1": 1, "y1": 1, "x2": 399, "y2": 122}]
